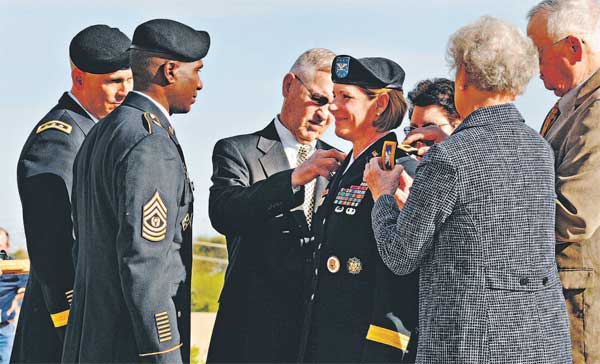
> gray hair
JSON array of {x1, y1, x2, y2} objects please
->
[
  {"x1": 289, "y1": 48, "x2": 336, "y2": 82},
  {"x1": 447, "y1": 16, "x2": 538, "y2": 95},
  {"x1": 527, "y1": 0, "x2": 600, "y2": 51}
]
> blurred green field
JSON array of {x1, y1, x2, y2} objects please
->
[{"x1": 192, "y1": 235, "x2": 227, "y2": 313}]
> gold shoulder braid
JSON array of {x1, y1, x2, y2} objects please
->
[{"x1": 36, "y1": 120, "x2": 72, "y2": 135}]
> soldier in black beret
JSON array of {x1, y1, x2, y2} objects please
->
[
  {"x1": 62, "y1": 19, "x2": 209, "y2": 364},
  {"x1": 298, "y1": 55, "x2": 419, "y2": 363},
  {"x1": 13, "y1": 24, "x2": 131, "y2": 364}
]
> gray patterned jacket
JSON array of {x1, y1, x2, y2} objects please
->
[{"x1": 372, "y1": 104, "x2": 572, "y2": 364}]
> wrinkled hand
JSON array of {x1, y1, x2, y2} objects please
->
[
  {"x1": 292, "y1": 149, "x2": 346, "y2": 187},
  {"x1": 364, "y1": 158, "x2": 404, "y2": 201},
  {"x1": 403, "y1": 125, "x2": 450, "y2": 157},
  {"x1": 393, "y1": 170, "x2": 414, "y2": 209}
]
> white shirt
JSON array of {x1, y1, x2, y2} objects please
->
[
  {"x1": 132, "y1": 91, "x2": 172, "y2": 123},
  {"x1": 67, "y1": 92, "x2": 98, "y2": 123},
  {"x1": 274, "y1": 115, "x2": 317, "y2": 167}
]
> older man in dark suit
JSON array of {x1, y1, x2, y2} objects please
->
[{"x1": 207, "y1": 48, "x2": 345, "y2": 363}]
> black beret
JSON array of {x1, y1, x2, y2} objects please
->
[
  {"x1": 332, "y1": 55, "x2": 405, "y2": 90},
  {"x1": 131, "y1": 19, "x2": 210, "y2": 62},
  {"x1": 69, "y1": 25, "x2": 131, "y2": 74}
]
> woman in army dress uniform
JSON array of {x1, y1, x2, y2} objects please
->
[{"x1": 299, "y1": 55, "x2": 419, "y2": 363}]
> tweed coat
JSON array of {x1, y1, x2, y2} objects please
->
[
  {"x1": 544, "y1": 68, "x2": 600, "y2": 364},
  {"x1": 206, "y1": 120, "x2": 333, "y2": 363},
  {"x1": 372, "y1": 104, "x2": 572, "y2": 364}
]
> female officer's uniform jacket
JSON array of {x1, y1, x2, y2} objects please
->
[{"x1": 299, "y1": 132, "x2": 419, "y2": 363}]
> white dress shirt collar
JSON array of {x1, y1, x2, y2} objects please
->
[
  {"x1": 274, "y1": 115, "x2": 317, "y2": 167},
  {"x1": 132, "y1": 91, "x2": 172, "y2": 123}
]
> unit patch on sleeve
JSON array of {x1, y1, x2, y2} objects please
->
[
  {"x1": 36, "y1": 120, "x2": 72, "y2": 135},
  {"x1": 142, "y1": 191, "x2": 168, "y2": 242}
]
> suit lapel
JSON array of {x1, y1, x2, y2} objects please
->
[{"x1": 257, "y1": 121, "x2": 291, "y2": 178}]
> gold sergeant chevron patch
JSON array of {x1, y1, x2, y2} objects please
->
[
  {"x1": 36, "y1": 120, "x2": 72, "y2": 135},
  {"x1": 142, "y1": 191, "x2": 168, "y2": 242}
]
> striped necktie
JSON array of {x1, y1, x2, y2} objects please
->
[{"x1": 540, "y1": 102, "x2": 560, "y2": 137}]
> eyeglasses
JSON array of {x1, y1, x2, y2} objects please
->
[
  {"x1": 293, "y1": 73, "x2": 331, "y2": 107},
  {"x1": 403, "y1": 122, "x2": 451, "y2": 135},
  {"x1": 537, "y1": 36, "x2": 568, "y2": 60}
]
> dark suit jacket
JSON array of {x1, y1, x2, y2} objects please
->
[
  {"x1": 13, "y1": 93, "x2": 94, "y2": 363},
  {"x1": 207, "y1": 120, "x2": 333, "y2": 363}
]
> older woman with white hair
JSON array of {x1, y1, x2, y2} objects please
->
[{"x1": 364, "y1": 16, "x2": 572, "y2": 363}]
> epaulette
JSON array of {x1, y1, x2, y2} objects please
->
[
  {"x1": 396, "y1": 143, "x2": 419, "y2": 156},
  {"x1": 36, "y1": 120, "x2": 72, "y2": 135},
  {"x1": 142, "y1": 112, "x2": 162, "y2": 134}
]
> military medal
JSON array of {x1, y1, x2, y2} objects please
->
[
  {"x1": 382, "y1": 141, "x2": 397, "y2": 170},
  {"x1": 333, "y1": 181, "x2": 368, "y2": 213},
  {"x1": 347, "y1": 257, "x2": 362, "y2": 275},
  {"x1": 327, "y1": 256, "x2": 341, "y2": 273}
]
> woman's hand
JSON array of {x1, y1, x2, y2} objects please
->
[{"x1": 364, "y1": 158, "x2": 403, "y2": 201}]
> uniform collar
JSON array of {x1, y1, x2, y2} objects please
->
[
  {"x1": 67, "y1": 92, "x2": 98, "y2": 122},
  {"x1": 131, "y1": 91, "x2": 172, "y2": 124}
]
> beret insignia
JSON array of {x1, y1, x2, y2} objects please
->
[
  {"x1": 154, "y1": 311, "x2": 172, "y2": 343},
  {"x1": 335, "y1": 56, "x2": 350, "y2": 78},
  {"x1": 36, "y1": 120, "x2": 72, "y2": 135},
  {"x1": 142, "y1": 191, "x2": 167, "y2": 242}
]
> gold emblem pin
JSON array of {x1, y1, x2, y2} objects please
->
[
  {"x1": 327, "y1": 256, "x2": 340, "y2": 273},
  {"x1": 347, "y1": 257, "x2": 362, "y2": 275},
  {"x1": 142, "y1": 191, "x2": 167, "y2": 242},
  {"x1": 36, "y1": 120, "x2": 72, "y2": 135},
  {"x1": 181, "y1": 213, "x2": 191, "y2": 231}
]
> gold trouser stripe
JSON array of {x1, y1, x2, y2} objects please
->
[
  {"x1": 50, "y1": 309, "x2": 70, "y2": 328},
  {"x1": 139, "y1": 343, "x2": 182, "y2": 357},
  {"x1": 365, "y1": 324, "x2": 409, "y2": 351}
]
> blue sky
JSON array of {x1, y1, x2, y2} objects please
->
[{"x1": 1, "y1": 0, "x2": 555, "y2": 249}]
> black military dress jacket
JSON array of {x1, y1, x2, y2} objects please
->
[
  {"x1": 300, "y1": 132, "x2": 419, "y2": 363},
  {"x1": 62, "y1": 92, "x2": 193, "y2": 364},
  {"x1": 13, "y1": 93, "x2": 95, "y2": 363},
  {"x1": 207, "y1": 121, "x2": 333, "y2": 363}
]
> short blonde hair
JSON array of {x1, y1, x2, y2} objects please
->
[
  {"x1": 447, "y1": 16, "x2": 538, "y2": 95},
  {"x1": 364, "y1": 88, "x2": 407, "y2": 132}
]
